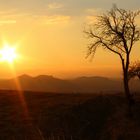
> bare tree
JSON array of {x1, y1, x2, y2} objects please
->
[
  {"x1": 128, "y1": 61, "x2": 140, "y2": 80},
  {"x1": 84, "y1": 6, "x2": 140, "y2": 107}
]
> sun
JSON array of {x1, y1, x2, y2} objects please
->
[{"x1": 0, "y1": 44, "x2": 18, "y2": 63}]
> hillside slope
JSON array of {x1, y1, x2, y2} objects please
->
[{"x1": 0, "y1": 75, "x2": 139, "y2": 93}]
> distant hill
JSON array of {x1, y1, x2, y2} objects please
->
[
  {"x1": 0, "y1": 74, "x2": 139, "y2": 93},
  {"x1": 71, "y1": 76, "x2": 122, "y2": 93},
  {"x1": 0, "y1": 74, "x2": 76, "y2": 93}
]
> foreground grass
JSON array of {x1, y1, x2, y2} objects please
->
[{"x1": 0, "y1": 90, "x2": 140, "y2": 140}]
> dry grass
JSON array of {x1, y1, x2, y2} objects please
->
[{"x1": 0, "y1": 90, "x2": 140, "y2": 140}]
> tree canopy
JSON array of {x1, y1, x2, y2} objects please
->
[
  {"x1": 128, "y1": 61, "x2": 140, "y2": 80},
  {"x1": 84, "y1": 5, "x2": 140, "y2": 107}
]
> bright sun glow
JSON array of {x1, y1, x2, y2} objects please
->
[{"x1": 0, "y1": 44, "x2": 18, "y2": 63}]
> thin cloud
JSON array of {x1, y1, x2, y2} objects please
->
[
  {"x1": 85, "y1": 15, "x2": 98, "y2": 24},
  {"x1": 0, "y1": 20, "x2": 16, "y2": 25},
  {"x1": 84, "y1": 8, "x2": 103, "y2": 25},
  {"x1": 0, "y1": 9, "x2": 28, "y2": 25},
  {"x1": 86, "y1": 8, "x2": 102, "y2": 15},
  {"x1": 40, "y1": 15, "x2": 71, "y2": 25},
  {"x1": 47, "y1": 2, "x2": 64, "y2": 9}
]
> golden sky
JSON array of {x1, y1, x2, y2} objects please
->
[{"x1": 0, "y1": 0, "x2": 139, "y2": 79}]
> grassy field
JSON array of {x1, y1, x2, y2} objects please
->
[{"x1": 0, "y1": 90, "x2": 140, "y2": 140}]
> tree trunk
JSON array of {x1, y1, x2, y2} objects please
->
[
  {"x1": 122, "y1": 54, "x2": 135, "y2": 107},
  {"x1": 123, "y1": 69, "x2": 135, "y2": 117},
  {"x1": 123, "y1": 72, "x2": 132, "y2": 104}
]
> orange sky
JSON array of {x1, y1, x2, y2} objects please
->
[{"x1": 0, "y1": 0, "x2": 139, "y2": 79}]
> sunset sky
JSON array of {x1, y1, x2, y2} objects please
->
[{"x1": 0, "y1": 0, "x2": 139, "y2": 79}]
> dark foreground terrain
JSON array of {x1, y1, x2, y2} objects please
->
[{"x1": 0, "y1": 90, "x2": 140, "y2": 140}]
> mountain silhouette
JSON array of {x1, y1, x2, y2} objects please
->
[
  {"x1": 71, "y1": 76, "x2": 122, "y2": 93},
  {"x1": 0, "y1": 74, "x2": 139, "y2": 93},
  {"x1": 0, "y1": 75, "x2": 76, "y2": 93}
]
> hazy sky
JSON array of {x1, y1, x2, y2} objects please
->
[{"x1": 0, "y1": 0, "x2": 139, "y2": 78}]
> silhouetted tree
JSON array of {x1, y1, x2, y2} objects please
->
[
  {"x1": 128, "y1": 61, "x2": 140, "y2": 80},
  {"x1": 84, "y1": 6, "x2": 140, "y2": 107}
]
